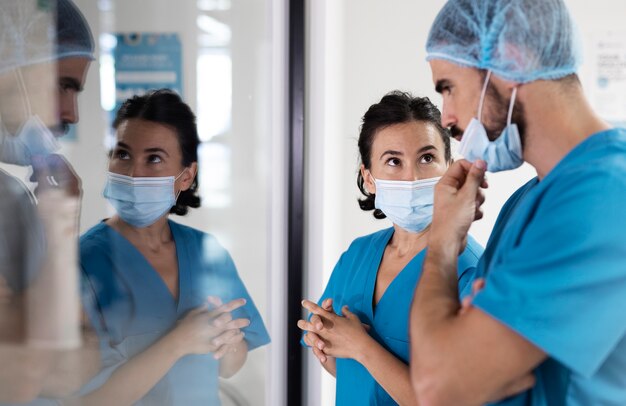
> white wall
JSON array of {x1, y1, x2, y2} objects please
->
[{"x1": 305, "y1": 0, "x2": 626, "y2": 404}]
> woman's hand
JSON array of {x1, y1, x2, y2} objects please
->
[
  {"x1": 300, "y1": 298, "x2": 335, "y2": 364},
  {"x1": 205, "y1": 297, "x2": 248, "y2": 360},
  {"x1": 166, "y1": 297, "x2": 249, "y2": 359},
  {"x1": 299, "y1": 299, "x2": 371, "y2": 362}
]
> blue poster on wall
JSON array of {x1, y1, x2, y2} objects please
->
[{"x1": 111, "y1": 32, "x2": 183, "y2": 124}]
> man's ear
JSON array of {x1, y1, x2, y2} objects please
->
[{"x1": 491, "y1": 72, "x2": 520, "y2": 92}]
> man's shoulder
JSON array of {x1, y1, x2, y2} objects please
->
[{"x1": 553, "y1": 128, "x2": 626, "y2": 180}]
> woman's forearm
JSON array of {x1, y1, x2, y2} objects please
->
[
  {"x1": 63, "y1": 333, "x2": 182, "y2": 406},
  {"x1": 320, "y1": 356, "x2": 337, "y2": 377},
  {"x1": 356, "y1": 337, "x2": 418, "y2": 406},
  {"x1": 219, "y1": 339, "x2": 248, "y2": 378}
]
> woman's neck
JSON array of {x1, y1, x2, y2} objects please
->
[
  {"x1": 388, "y1": 225, "x2": 429, "y2": 257},
  {"x1": 106, "y1": 215, "x2": 173, "y2": 252}
]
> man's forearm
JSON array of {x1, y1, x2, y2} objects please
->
[
  {"x1": 410, "y1": 240, "x2": 463, "y2": 405},
  {"x1": 413, "y1": 240, "x2": 461, "y2": 326}
]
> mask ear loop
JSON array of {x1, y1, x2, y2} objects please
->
[
  {"x1": 365, "y1": 169, "x2": 378, "y2": 196},
  {"x1": 174, "y1": 168, "x2": 188, "y2": 202},
  {"x1": 477, "y1": 70, "x2": 492, "y2": 124},
  {"x1": 506, "y1": 86, "x2": 518, "y2": 126},
  {"x1": 368, "y1": 170, "x2": 377, "y2": 184},
  {"x1": 14, "y1": 68, "x2": 33, "y2": 118}
]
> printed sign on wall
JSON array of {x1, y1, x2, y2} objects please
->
[
  {"x1": 590, "y1": 31, "x2": 626, "y2": 128},
  {"x1": 112, "y1": 32, "x2": 183, "y2": 122}
]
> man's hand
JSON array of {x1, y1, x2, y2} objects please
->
[
  {"x1": 430, "y1": 159, "x2": 487, "y2": 254},
  {"x1": 31, "y1": 154, "x2": 82, "y2": 198}
]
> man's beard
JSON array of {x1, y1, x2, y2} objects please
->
[
  {"x1": 48, "y1": 122, "x2": 70, "y2": 138},
  {"x1": 482, "y1": 84, "x2": 527, "y2": 148}
]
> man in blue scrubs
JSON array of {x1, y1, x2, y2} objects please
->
[
  {"x1": 0, "y1": 0, "x2": 98, "y2": 403},
  {"x1": 410, "y1": 0, "x2": 626, "y2": 405}
]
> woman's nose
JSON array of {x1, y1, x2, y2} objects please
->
[{"x1": 400, "y1": 168, "x2": 420, "y2": 182}]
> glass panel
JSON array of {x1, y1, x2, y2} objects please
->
[{"x1": 0, "y1": 0, "x2": 285, "y2": 404}]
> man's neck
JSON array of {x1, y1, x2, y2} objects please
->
[{"x1": 520, "y1": 80, "x2": 611, "y2": 179}]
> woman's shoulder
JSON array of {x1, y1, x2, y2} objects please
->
[
  {"x1": 168, "y1": 219, "x2": 210, "y2": 238},
  {"x1": 79, "y1": 222, "x2": 115, "y2": 262},
  {"x1": 168, "y1": 220, "x2": 231, "y2": 261},
  {"x1": 80, "y1": 222, "x2": 110, "y2": 248},
  {"x1": 347, "y1": 227, "x2": 394, "y2": 253},
  {"x1": 459, "y1": 234, "x2": 484, "y2": 265}
]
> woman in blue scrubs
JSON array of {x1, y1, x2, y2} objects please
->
[
  {"x1": 298, "y1": 91, "x2": 483, "y2": 405},
  {"x1": 74, "y1": 89, "x2": 270, "y2": 405}
]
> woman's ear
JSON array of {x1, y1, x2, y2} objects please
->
[
  {"x1": 179, "y1": 162, "x2": 198, "y2": 191},
  {"x1": 360, "y1": 164, "x2": 376, "y2": 195}
]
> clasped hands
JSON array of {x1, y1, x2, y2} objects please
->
[
  {"x1": 169, "y1": 296, "x2": 249, "y2": 360},
  {"x1": 298, "y1": 299, "x2": 371, "y2": 364}
]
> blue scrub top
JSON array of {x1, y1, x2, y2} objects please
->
[
  {"x1": 314, "y1": 227, "x2": 482, "y2": 405},
  {"x1": 473, "y1": 128, "x2": 626, "y2": 405},
  {"x1": 78, "y1": 220, "x2": 270, "y2": 405}
]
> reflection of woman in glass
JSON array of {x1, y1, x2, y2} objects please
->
[
  {"x1": 75, "y1": 89, "x2": 269, "y2": 405},
  {"x1": 299, "y1": 92, "x2": 483, "y2": 405}
]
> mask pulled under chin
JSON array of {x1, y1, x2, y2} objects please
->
[
  {"x1": 458, "y1": 117, "x2": 523, "y2": 172},
  {"x1": 0, "y1": 115, "x2": 61, "y2": 166},
  {"x1": 458, "y1": 71, "x2": 524, "y2": 172}
]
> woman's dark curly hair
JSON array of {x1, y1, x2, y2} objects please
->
[
  {"x1": 357, "y1": 91, "x2": 451, "y2": 219},
  {"x1": 113, "y1": 89, "x2": 201, "y2": 215}
]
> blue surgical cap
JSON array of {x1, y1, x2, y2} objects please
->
[
  {"x1": 426, "y1": 0, "x2": 581, "y2": 83},
  {"x1": 56, "y1": 0, "x2": 95, "y2": 60},
  {"x1": 0, "y1": 0, "x2": 93, "y2": 74}
]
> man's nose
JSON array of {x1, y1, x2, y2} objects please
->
[
  {"x1": 441, "y1": 104, "x2": 456, "y2": 129},
  {"x1": 59, "y1": 94, "x2": 79, "y2": 125}
]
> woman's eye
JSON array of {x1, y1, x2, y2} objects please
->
[
  {"x1": 420, "y1": 154, "x2": 435, "y2": 164},
  {"x1": 386, "y1": 157, "x2": 401, "y2": 167},
  {"x1": 148, "y1": 154, "x2": 162, "y2": 164},
  {"x1": 115, "y1": 150, "x2": 130, "y2": 160}
]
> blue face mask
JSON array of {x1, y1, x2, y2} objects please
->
[
  {"x1": 0, "y1": 69, "x2": 61, "y2": 166},
  {"x1": 373, "y1": 176, "x2": 440, "y2": 234},
  {"x1": 103, "y1": 171, "x2": 184, "y2": 228},
  {"x1": 0, "y1": 115, "x2": 61, "y2": 166},
  {"x1": 458, "y1": 70, "x2": 523, "y2": 172}
]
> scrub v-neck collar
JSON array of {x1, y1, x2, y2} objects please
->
[
  {"x1": 364, "y1": 227, "x2": 427, "y2": 320},
  {"x1": 102, "y1": 219, "x2": 189, "y2": 315}
]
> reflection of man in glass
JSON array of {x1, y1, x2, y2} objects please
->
[{"x1": 0, "y1": 0, "x2": 98, "y2": 403}]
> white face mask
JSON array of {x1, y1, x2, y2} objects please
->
[
  {"x1": 373, "y1": 175, "x2": 441, "y2": 234},
  {"x1": 0, "y1": 115, "x2": 60, "y2": 166},
  {"x1": 0, "y1": 68, "x2": 61, "y2": 166},
  {"x1": 103, "y1": 170, "x2": 185, "y2": 228},
  {"x1": 458, "y1": 70, "x2": 523, "y2": 172}
]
